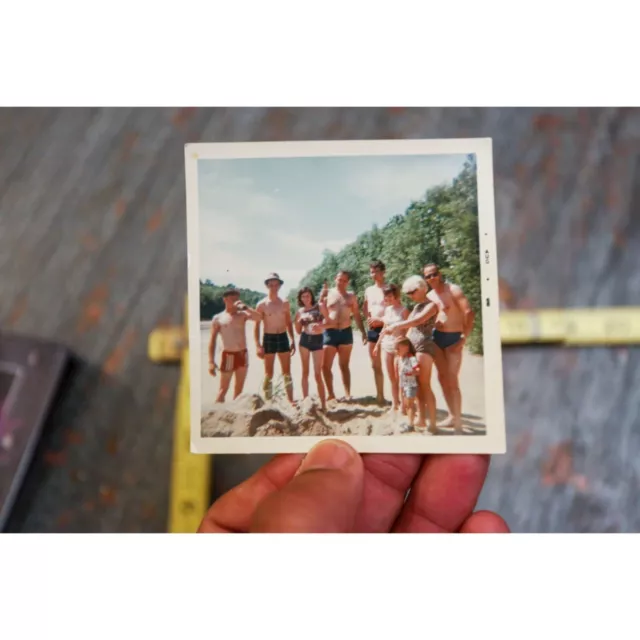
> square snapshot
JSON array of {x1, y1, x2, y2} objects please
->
[{"x1": 186, "y1": 139, "x2": 505, "y2": 454}]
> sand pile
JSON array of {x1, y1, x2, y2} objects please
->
[{"x1": 200, "y1": 394, "x2": 405, "y2": 438}]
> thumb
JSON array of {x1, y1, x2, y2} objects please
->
[{"x1": 250, "y1": 440, "x2": 364, "y2": 533}]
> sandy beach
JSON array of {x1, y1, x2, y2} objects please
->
[{"x1": 199, "y1": 325, "x2": 486, "y2": 438}]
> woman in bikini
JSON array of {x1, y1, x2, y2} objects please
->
[
  {"x1": 372, "y1": 284, "x2": 409, "y2": 412},
  {"x1": 294, "y1": 287, "x2": 328, "y2": 411},
  {"x1": 378, "y1": 275, "x2": 438, "y2": 433}
]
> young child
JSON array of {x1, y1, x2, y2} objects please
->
[{"x1": 395, "y1": 337, "x2": 420, "y2": 427}]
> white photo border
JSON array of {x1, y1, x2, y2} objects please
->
[{"x1": 185, "y1": 139, "x2": 506, "y2": 454}]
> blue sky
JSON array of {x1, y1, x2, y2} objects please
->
[{"x1": 198, "y1": 153, "x2": 468, "y2": 292}]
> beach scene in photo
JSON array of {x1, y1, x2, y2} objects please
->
[{"x1": 197, "y1": 152, "x2": 486, "y2": 438}]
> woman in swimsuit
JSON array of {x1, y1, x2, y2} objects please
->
[
  {"x1": 294, "y1": 287, "x2": 327, "y2": 410},
  {"x1": 378, "y1": 275, "x2": 438, "y2": 433}
]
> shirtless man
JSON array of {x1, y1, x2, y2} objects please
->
[
  {"x1": 319, "y1": 270, "x2": 367, "y2": 402},
  {"x1": 208, "y1": 288, "x2": 262, "y2": 403},
  {"x1": 424, "y1": 263, "x2": 475, "y2": 433},
  {"x1": 254, "y1": 273, "x2": 296, "y2": 403},
  {"x1": 362, "y1": 259, "x2": 387, "y2": 405}
]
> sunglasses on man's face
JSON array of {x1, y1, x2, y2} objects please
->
[{"x1": 424, "y1": 272, "x2": 439, "y2": 280}]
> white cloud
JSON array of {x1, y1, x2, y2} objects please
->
[{"x1": 347, "y1": 158, "x2": 464, "y2": 213}]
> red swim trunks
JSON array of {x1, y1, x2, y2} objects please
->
[{"x1": 219, "y1": 349, "x2": 248, "y2": 372}]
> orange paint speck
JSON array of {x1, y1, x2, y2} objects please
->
[
  {"x1": 514, "y1": 432, "x2": 532, "y2": 459},
  {"x1": 146, "y1": 208, "x2": 164, "y2": 234},
  {"x1": 78, "y1": 283, "x2": 110, "y2": 333},
  {"x1": 172, "y1": 107, "x2": 197, "y2": 127},
  {"x1": 103, "y1": 329, "x2": 137, "y2": 376},
  {"x1": 498, "y1": 278, "x2": 516, "y2": 308},
  {"x1": 99, "y1": 485, "x2": 117, "y2": 506},
  {"x1": 114, "y1": 198, "x2": 127, "y2": 219},
  {"x1": 613, "y1": 227, "x2": 627, "y2": 249},
  {"x1": 56, "y1": 511, "x2": 73, "y2": 528},
  {"x1": 44, "y1": 450, "x2": 68, "y2": 467},
  {"x1": 158, "y1": 383, "x2": 173, "y2": 404},
  {"x1": 532, "y1": 113, "x2": 564, "y2": 131},
  {"x1": 80, "y1": 233, "x2": 99, "y2": 252},
  {"x1": 541, "y1": 441, "x2": 574, "y2": 486},
  {"x1": 122, "y1": 131, "x2": 140, "y2": 159},
  {"x1": 106, "y1": 435, "x2": 119, "y2": 456},
  {"x1": 8, "y1": 295, "x2": 28, "y2": 327},
  {"x1": 64, "y1": 429, "x2": 84, "y2": 445}
]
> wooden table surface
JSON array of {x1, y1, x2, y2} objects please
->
[{"x1": 1, "y1": 107, "x2": 638, "y2": 532}]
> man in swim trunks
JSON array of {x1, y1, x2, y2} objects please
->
[
  {"x1": 363, "y1": 259, "x2": 387, "y2": 406},
  {"x1": 319, "y1": 270, "x2": 366, "y2": 402},
  {"x1": 254, "y1": 273, "x2": 296, "y2": 404},
  {"x1": 208, "y1": 288, "x2": 262, "y2": 403},
  {"x1": 424, "y1": 263, "x2": 475, "y2": 433}
]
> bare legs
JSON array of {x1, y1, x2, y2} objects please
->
[
  {"x1": 216, "y1": 372, "x2": 233, "y2": 403},
  {"x1": 233, "y1": 367, "x2": 247, "y2": 399},
  {"x1": 368, "y1": 340, "x2": 385, "y2": 405},
  {"x1": 216, "y1": 367, "x2": 247, "y2": 403},
  {"x1": 300, "y1": 347, "x2": 326, "y2": 410},
  {"x1": 415, "y1": 352, "x2": 437, "y2": 432},
  {"x1": 300, "y1": 346, "x2": 311, "y2": 398},
  {"x1": 337, "y1": 344, "x2": 353, "y2": 400},
  {"x1": 384, "y1": 351, "x2": 400, "y2": 411},
  {"x1": 322, "y1": 345, "x2": 337, "y2": 400},
  {"x1": 433, "y1": 343, "x2": 464, "y2": 433},
  {"x1": 277, "y1": 351, "x2": 294, "y2": 404},
  {"x1": 322, "y1": 344, "x2": 353, "y2": 401},
  {"x1": 312, "y1": 349, "x2": 326, "y2": 410}
]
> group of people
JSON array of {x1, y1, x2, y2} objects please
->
[{"x1": 207, "y1": 260, "x2": 474, "y2": 433}]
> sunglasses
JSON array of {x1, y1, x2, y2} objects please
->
[{"x1": 424, "y1": 272, "x2": 439, "y2": 279}]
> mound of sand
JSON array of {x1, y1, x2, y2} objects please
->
[{"x1": 200, "y1": 394, "x2": 408, "y2": 438}]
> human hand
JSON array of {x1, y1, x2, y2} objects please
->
[
  {"x1": 198, "y1": 439, "x2": 509, "y2": 533},
  {"x1": 361, "y1": 333, "x2": 368, "y2": 346},
  {"x1": 290, "y1": 342, "x2": 296, "y2": 356},
  {"x1": 208, "y1": 362, "x2": 217, "y2": 377},
  {"x1": 368, "y1": 317, "x2": 384, "y2": 329},
  {"x1": 256, "y1": 346, "x2": 265, "y2": 360}
]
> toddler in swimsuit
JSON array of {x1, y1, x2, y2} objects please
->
[{"x1": 395, "y1": 337, "x2": 420, "y2": 427}]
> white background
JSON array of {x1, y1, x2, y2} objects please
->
[{"x1": 2, "y1": 0, "x2": 638, "y2": 638}]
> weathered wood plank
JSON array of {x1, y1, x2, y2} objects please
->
[{"x1": 1, "y1": 107, "x2": 638, "y2": 532}]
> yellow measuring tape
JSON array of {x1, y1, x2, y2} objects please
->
[
  {"x1": 500, "y1": 307, "x2": 640, "y2": 345},
  {"x1": 149, "y1": 300, "x2": 212, "y2": 533},
  {"x1": 150, "y1": 305, "x2": 640, "y2": 532}
]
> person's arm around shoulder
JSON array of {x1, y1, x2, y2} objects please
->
[{"x1": 390, "y1": 301, "x2": 438, "y2": 332}]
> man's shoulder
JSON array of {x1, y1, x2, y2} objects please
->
[
  {"x1": 212, "y1": 311, "x2": 226, "y2": 323},
  {"x1": 447, "y1": 283, "x2": 464, "y2": 297}
]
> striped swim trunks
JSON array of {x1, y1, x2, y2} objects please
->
[
  {"x1": 220, "y1": 350, "x2": 248, "y2": 372},
  {"x1": 263, "y1": 332, "x2": 290, "y2": 354}
]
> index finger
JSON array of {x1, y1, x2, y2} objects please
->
[{"x1": 393, "y1": 455, "x2": 490, "y2": 533}]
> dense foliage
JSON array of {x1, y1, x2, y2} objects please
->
[
  {"x1": 199, "y1": 280, "x2": 263, "y2": 320},
  {"x1": 285, "y1": 155, "x2": 484, "y2": 354}
]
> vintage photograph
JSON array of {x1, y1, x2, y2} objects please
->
[{"x1": 186, "y1": 140, "x2": 505, "y2": 454}]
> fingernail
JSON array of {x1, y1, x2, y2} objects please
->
[{"x1": 296, "y1": 440, "x2": 357, "y2": 475}]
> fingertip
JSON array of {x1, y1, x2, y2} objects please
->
[{"x1": 459, "y1": 510, "x2": 510, "y2": 533}]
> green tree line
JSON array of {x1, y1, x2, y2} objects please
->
[
  {"x1": 200, "y1": 280, "x2": 263, "y2": 320},
  {"x1": 285, "y1": 155, "x2": 484, "y2": 354}
]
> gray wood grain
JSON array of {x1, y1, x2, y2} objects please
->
[{"x1": 1, "y1": 107, "x2": 638, "y2": 532}]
